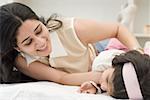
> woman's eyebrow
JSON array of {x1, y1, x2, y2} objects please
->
[{"x1": 34, "y1": 24, "x2": 41, "y2": 32}]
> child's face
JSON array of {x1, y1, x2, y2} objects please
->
[
  {"x1": 99, "y1": 68, "x2": 114, "y2": 95},
  {"x1": 15, "y1": 19, "x2": 52, "y2": 57}
]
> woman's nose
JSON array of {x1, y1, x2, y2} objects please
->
[{"x1": 35, "y1": 37, "x2": 45, "y2": 48}]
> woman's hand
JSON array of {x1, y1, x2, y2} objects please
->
[{"x1": 77, "y1": 81, "x2": 97, "y2": 94}]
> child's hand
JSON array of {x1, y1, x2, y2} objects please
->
[{"x1": 77, "y1": 81, "x2": 97, "y2": 94}]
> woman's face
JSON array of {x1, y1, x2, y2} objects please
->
[
  {"x1": 16, "y1": 19, "x2": 51, "y2": 57},
  {"x1": 99, "y1": 68, "x2": 114, "y2": 95}
]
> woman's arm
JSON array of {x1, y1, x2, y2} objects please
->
[
  {"x1": 74, "y1": 18, "x2": 141, "y2": 50},
  {"x1": 16, "y1": 56, "x2": 101, "y2": 86}
]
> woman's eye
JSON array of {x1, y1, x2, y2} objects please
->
[
  {"x1": 36, "y1": 31, "x2": 41, "y2": 35},
  {"x1": 25, "y1": 39, "x2": 32, "y2": 45},
  {"x1": 36, "y1": 28, "x2": 42, "y2": 35}
]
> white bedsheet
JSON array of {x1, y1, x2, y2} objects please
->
[{"x1": 0, "y1": 81, "x2": 116, "y2": 100}]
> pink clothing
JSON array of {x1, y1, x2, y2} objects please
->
[{"x1": 105, "y1": 38, "x2": 128, "y2": 51}]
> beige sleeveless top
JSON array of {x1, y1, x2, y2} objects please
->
[{"x1": 21, "y1": 17, "x2": 96, "y2": 73}]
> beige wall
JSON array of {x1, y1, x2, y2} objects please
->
[{"x1": 3, "y1": 0, "x2": 150, "y2": 33}]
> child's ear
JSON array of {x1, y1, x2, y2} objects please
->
[{"x1": 14, "y1": 47, "x2": 21, "y2": 52}]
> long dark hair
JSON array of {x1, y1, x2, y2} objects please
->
[
  {"x1": 111, "y1": 50, "x2": 150, "y2": 99},
  {"x1": 0, "y1": 2, "x2": 62, "y2": 83}
]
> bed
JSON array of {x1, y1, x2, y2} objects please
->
[{"x1": 0, "y1": 81, "x2": 116, "y2": 100}]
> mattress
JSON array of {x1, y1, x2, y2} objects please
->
[{"x1": 0, "y1": 81, "x2": 116, "y2": 100}]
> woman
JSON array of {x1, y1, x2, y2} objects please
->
[
  {"x1": 78, "y1": 50, "x2": 150, "y2": 99},
  {"x1": 0, "y1": 2, "x2": 141, "y2": 85}
]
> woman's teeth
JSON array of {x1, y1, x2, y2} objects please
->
[{"x1": 38, "y1": 45, "x2": 47, "y2": 51}]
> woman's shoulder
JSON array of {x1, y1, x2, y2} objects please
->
[
  {"x1": 15, "y1": 55, "x2": 27, "y2": 69},
  {"x1": 57, "y1": 16, "x2": 74, "y2": 29},
  {"x1": 16, "y1": 54, "x2": 49, "y2": 68}
]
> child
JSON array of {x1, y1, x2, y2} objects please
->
[{"x1": 78, "y1": 50, "x2": 150, "y2": 99}]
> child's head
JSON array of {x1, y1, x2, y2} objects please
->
[{"x1": 111, "y1": 50, "x2": 150, "y2": 99}]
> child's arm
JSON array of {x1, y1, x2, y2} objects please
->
[{"x1": 78, "y1": 81, "x2": 101, "y2": 94}]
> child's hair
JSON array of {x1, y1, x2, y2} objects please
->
[
  {"x1": 0, "y1": 2, "x2": 62, "y2": 83},
  {"x1": 111, "y1": 50, "x2": 150, "y2": 99}
]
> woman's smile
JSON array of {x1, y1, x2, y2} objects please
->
[
  {"x1": 37, "y1": 44, "x2": 49, "y2": 53},
  {"x1": 37, "y1": 43, "x2": 47, "y2": 51}
]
